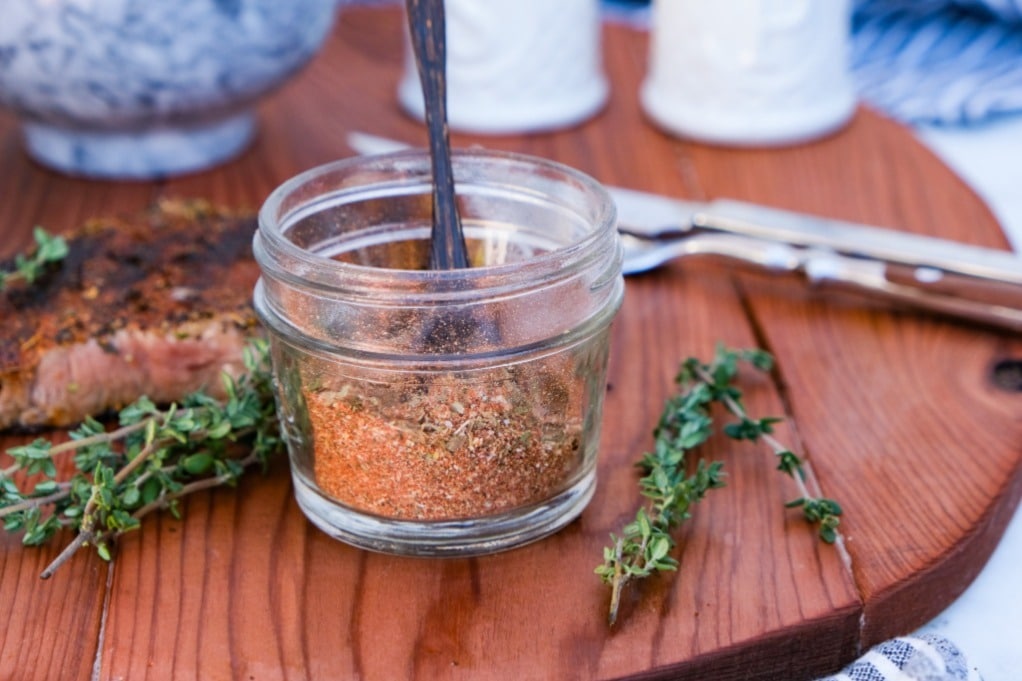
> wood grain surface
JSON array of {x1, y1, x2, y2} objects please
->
[{"x1": 2, "y1": 7, "x2": 1021, "y2": 680}]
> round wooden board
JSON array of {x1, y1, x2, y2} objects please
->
[{"x1": 2, "y1": 7, "x2": 1021, "y2": 680}]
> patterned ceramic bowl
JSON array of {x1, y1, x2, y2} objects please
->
[{"x1": 0, "y1": 0, "x2": 340, "y2": 179}]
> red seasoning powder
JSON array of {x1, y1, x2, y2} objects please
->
[{"x1": 307, "y1": 369, "x2": 584, "y2": 520}]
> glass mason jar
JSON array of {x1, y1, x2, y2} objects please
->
[{"x1": 253, "y1": 150, "x2": 623, "y2": 556}]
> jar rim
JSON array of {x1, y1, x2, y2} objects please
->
[{"x1": 256, "y1": 148, "x2": 617, "y2": 292}]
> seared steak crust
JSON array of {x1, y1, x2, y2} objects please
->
[{"x1": 1, "y1": 200, "x2": 260, "y2": 430}]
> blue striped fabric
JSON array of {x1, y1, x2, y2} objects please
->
[
  {"x1": 815, "y1": 634, "x2": 983, "y2": 681},
  {"x1": 851, "y1": 0, "x2": 1022, "y2": 125}
]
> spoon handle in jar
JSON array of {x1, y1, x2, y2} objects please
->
[{"x1": 405, "y1": 0, "x2": 470, "y2": 270}]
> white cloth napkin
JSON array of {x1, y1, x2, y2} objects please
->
[{"x1": 816, "y1": 634, "x2": 984, "y2": 681}]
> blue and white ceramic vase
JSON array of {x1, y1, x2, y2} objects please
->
[{"x1": 0, "y1": 0, "x2": 339, "y2": 179}]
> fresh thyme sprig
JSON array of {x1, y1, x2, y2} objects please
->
[
  {"x1": 594, "y1": 352, "x2": 729, "y2": 626},
  {"x1": 596, "y1": 345, "x2": 845, "y2": 626},
  {"x1": 0, "y1": 340, "x2": 282, "y2": 578},
  {"x1": 680, "y1": 345, "x2": 844, "y2": 545},
  {"x1": 0, "y1": 227, "x2": 68, "y2": 290}
]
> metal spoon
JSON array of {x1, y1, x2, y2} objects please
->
[
  {"x1": 619, "y1": 231, "x2": 803, "y2": 276},
  {"x1": 405, "y1": 0, "x2": 469, "y2": 270}
]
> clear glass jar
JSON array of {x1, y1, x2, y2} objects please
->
[{"x1": 253, "y1": 150, "x2": 623, "y2": 556}]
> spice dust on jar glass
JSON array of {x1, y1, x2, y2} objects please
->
[{"x1": 253, "y1": 150, "x2": 624, "y2": 557}]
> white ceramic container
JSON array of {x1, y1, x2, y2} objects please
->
[
  {"x1": 397, "y1": 0, "x2": 608, "y2": 135},
  {"x1": 640, "y1": 0, "x2": 857, "y2": 147}
]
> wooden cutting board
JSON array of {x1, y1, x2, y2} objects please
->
[{"x1": 2, "y1": 7, "x2": 1021, "y2": 680}]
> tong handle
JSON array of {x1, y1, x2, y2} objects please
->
[
  {"x1": 697, "y1": 201, "x2": 1022, "y2": 332},
  {"x1": 799, "y1": 251, "x2": 1022, "y2": 331},
  {"x1": 699, "y1": 199, "x2": 1022, "y2": 286}
]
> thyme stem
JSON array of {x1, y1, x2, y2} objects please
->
[
  {"x1": 40, "y1": 533, "x2": 91, "y2": 580},
  {"x1": 0, "y1": 486, "x2": 73, "y2": 518},
  {"x1": 130, "y1": 450, "x2": 261, "y2": 520},
  {"x1": 56, "y1": 421, "x2": 150, "y2": 455}
]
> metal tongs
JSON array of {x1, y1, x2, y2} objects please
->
[
  {"x1": 611, "y1": 187, "x2": 1022, "y2": 333},
  {"x1": 346, "y1": 132, "x2": 1022, "y2": 333}
]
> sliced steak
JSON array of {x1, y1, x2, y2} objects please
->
[{"x1": 1, "y1": 200, "x2": 260, "y2": 430}]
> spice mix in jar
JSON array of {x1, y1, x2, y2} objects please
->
[{"x1": 253, "y1": 149, "x2": 623, "y2": 556}]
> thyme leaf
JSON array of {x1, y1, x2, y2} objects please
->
[{"x1": 0, "y1": 227, "x2": 69, "y2": 290}]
